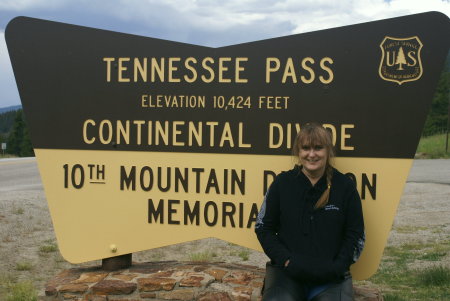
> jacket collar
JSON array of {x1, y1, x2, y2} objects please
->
[{"x1": 294, "y1": 164, "x2": 327, "y2": 189}]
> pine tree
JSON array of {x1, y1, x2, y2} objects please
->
[
  {"x1": 395, "y1": 47, "x2": 407, "y2": 71},
  {"x1": 20, "y1": 123, "x2": 34, "y2": 157},
  {"x1": 423, "y1": 54, "x2": 450, "y2": 136},
  {"x1": 0, "y1": 133, "x2": 4, "y2": 154},
  {"x1": 7, "y1": 110, "x2": 24, "y2": 155},
  {"x1": 6, "y1": 109, "x2": 34, "y2": 157},
  {"x1": 0, "y1": 110, "x2": 17, "y2": 134}
]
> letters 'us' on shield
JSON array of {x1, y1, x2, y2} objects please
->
[{"x1": 5, "y1": 12, "x2": 450, "y2": 280}]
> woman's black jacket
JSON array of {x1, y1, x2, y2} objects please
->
[{"x1": 255, "y1": 165, "x2": 365, "y2": 283}]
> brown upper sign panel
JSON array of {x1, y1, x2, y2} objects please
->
[{"x1": 6, "y1": 12, "x2": 450, "y2": 158}]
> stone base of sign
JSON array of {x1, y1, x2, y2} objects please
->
[{"x1": 39, "y1": 261, "x2": 383, "y2": 301}]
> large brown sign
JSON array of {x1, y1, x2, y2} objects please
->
[{"x1": 6, "y1": 12, "x2": 450, "y2": 279}]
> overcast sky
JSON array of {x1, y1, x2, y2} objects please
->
[{"x1": 0, "y1": 0, "x2": 449, "y2": 108}]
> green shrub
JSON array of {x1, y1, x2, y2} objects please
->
[
  {"x1": 188, "y1": 251, "x2": 214, "y2": 262},
  {"x1": 15, "y1": 262, "x2": 32, "y2": 271},
  {"x1": 39, "y1": 243, "x2": 57, "y2": 253},
  {"x1": 6, "y1": 281, "x2": 37, "y2": 301},
  {"x1": 13, "y1": 208, "x2": 24, "y2": 215},
  {"x1": 383, "y1": 294, "x2": 406, "y2": 301},
  {"x1": 238, "y1": 250, "x2": 250, "y2": 261}
]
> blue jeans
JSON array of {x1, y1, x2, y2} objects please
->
[{"x1": 262, "y1": 263, "x2": 354, "y2": 301}]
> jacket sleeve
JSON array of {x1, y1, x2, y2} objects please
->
[
  {"x1": 333, "y1": 184, "x2": 365, "y2": 276},
  {"x1": 254, "y1": 177, "x2": 291, "y2": 266}
]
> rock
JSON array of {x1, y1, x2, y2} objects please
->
[
  {"x1": 197, "y1": 292, "x2": 232, "y2": 301},
  {"x1": 139, "y1": 292, "x2": 157, "y2": 298},
  {"x1": 194, "y1": 265, "x2": 209, "y2": 272},
  {"x1": 180, "y1": 275, "x2": 204, "y2": 287},
  {"x1": 151, "y1": 270, "x2": 174, "y2": 277},
  {"x1": 223, "y1": 271, "x2": 255, "y2": 285},
  {"x1": 59, "y1": 283, "x2": 89, "y2": 294},
  {"x1": 173, "y1": 271, "x2": 187, "y2": 277},
  {"x1": 231, "y1": 286, "x2": 252, "y2": 301},
  {"x1": 47, "y1": 269, "x2": 82, "y2": 288},
  {"x1": 92, "y1": 280, "x2": 137, "y2": 295},
  {"x1": 159, "y1": 288, "x2": 195, "y2": 300},
  {"x1": 84, "y1": 296, "x2": 107, "y2": 301},
  {"x1": 205, "y1": 269, "x2": 228, "y2": 281},
  {"x1": 72, "y1": 272, "x2": 108, "y2": 284},
  {"x1": 44, "y1": 285, "x2": 57, "y2": 296},
  {"x1": 61, "y1": 293, "x2": 80, "y2": 300},
  {"x1": 111, "y1": 273, "x2": 139, "y2": 281},
  {"x1": 137, "y1": 277, "x2": 177, "y2": 291},
  {"x1": 249, "y1": 279, "x2": 264, "y2": 288}
]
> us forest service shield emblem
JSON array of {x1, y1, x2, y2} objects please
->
[{"x1": 379, "y1": 36, "x2": 423, "y2": 85}]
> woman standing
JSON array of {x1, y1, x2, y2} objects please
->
[{"x1": 255, "y1": 123, "x2": 365, "y2": 301}]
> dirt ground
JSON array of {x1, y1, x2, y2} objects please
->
[{"x1": 0, "y1": 158, "x2": 449, "y2": 297}]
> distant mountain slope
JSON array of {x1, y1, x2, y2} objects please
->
[{"x1": 0, "y1": 105, "x2": 22, "y2": 114}]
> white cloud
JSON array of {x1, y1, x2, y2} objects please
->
[
  {"x1": 3, "y1": 0, "x2": 449, "y2": 35},
  {"x1": 0, "y1": 0, "x2": 67, "y2": 11},
  {"x1": 389, "y1": 0, "x2": 450, "y2": 15},
  {"x1": 81, "y1": 0, "x2": 450, "y2": 43},
  {"x1": 283, "y1": 0, "x2": 450, "y2": 34}
]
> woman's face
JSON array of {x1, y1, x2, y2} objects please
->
[{"x1": 299, "y1": 144, "x2": 328, "y2": 175}]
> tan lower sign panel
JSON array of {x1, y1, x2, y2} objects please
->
[{"x1": 36, "y1": 149, "x2": 411, "y2": 279}]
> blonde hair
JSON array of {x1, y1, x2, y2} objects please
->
[{"x1": 293, "y1": 123, "x2": 334, "y2": 209}]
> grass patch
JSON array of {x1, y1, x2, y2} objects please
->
[
  {"x1": 0, "y1": 274, "x2": 15, "y2": 299},
  {"x1": 238, "y1": 250, "x2": 250, "y2": 261},
  {"x1": 188, "y1": 251, "x2": 215, "y2": 262},
  {"x1": 12, "y1": 208, "x2": 24, "y2": 215},
  {"x1": 431, "y1": 227, "x2": 445, "y2": 234},
  {"x1": 417, "y1": 265, "x2": 450, "y2": 287},
  {"x1": 5, "y1": 281, "x2": 37, "y2": 301},
  {"x1": 383, "y1": 294, "x2": 407, "y2": 301},
  {"x1": 382, "y1": 243, "x2": 423, "y2": 267},
  {"x1": 418, "y1": 251, "x2": 447, "y2": 261},
  {"x1": 15, "y1": 262, "x2": 32, "y2": 271},
  {"x1": 38, "y1": 243, "x2": 58, "y2": 253},
  {"x1": 416, "y1": 133, "x2": 450, "y2": 158},
  {"x1": 228, "y1": 248, "x2": 250, "y2": 261},
  {"x1": 418, "y1": 244, "x2": 448, "y2": 261},
  {"x1": 371, "y1": 240, "x2": 450, "y2": 300},
  {"x1": 393, "y1": 225, "x2": 428, "y2": 233}
]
